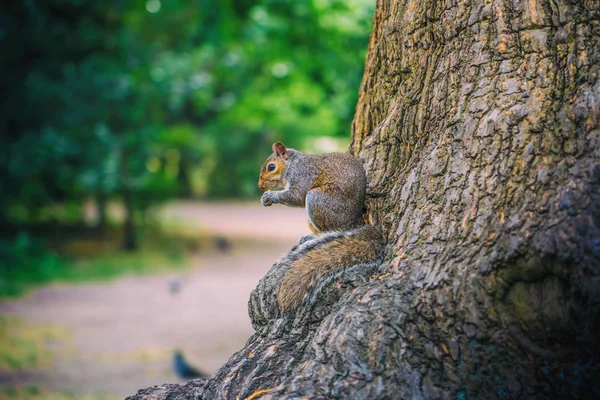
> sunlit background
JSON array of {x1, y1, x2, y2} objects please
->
[{"x1": 0, "y1": 0, "x2": 374, "y2": 398}]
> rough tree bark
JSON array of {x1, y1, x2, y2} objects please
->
[{"x1": 128, "y1": 0, "x2": 600, "y2": 398}]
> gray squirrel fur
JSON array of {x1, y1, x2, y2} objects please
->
[{"x1": 258, "y1": 142, "x2": 383, "y2": 310}]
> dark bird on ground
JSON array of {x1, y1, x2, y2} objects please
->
[
  {"x1": 173, "y1": 349, "x2": 206, "y2": 380},
  {"x1": 214, "y1": 236, "x2": 231, "y2": 253},
  {"x1": 169, "y1": 277, "x2": 182, "y2": 294}
]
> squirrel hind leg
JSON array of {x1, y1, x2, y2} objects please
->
[
  {"x1": 308, "y1": 220, "x2": 320, "y2": 235},
  {"x1": 305, "y1": 188, "x2": 363, "y2": 232},
  {"x1": 290, "y1": 234, "x2": 314, "y2": 252},
  {"x1": 298, "y1": 234, "x2": 315, "y2": 245}
]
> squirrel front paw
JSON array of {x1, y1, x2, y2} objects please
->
[{"x1": 260, "y1": 191, "x2": 278, "y2": 207}]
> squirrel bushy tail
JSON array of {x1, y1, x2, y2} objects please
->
[{"x1": 277, "y1": 225, "x2": 383, "y2": 310}]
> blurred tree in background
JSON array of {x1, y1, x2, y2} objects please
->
[{"x1": 0, "y1": 0, "x2": 374, "y2": 250}]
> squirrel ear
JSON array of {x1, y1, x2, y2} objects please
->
[{"x1": 272, "y1": 142, "x2": 289, "y2": 160}]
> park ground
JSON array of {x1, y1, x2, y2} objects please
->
[{"x1": 0, "y1": 202, "x2": 307, "y2": 399}]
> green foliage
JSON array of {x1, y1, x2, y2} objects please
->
[
  {"x1": 0, "y1": 231, "x2": 186, "y2": 298},
  {"x1": 0, "y1": 233, "x2": 63, "y2": 297},
  {"x1": 1, "y1": 0, "x2": 373, "y2": 213},
  {"x1": 0, "y1": 315, "x2": 69, "y2": 372}
]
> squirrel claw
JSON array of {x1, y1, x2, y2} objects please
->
[
  {"x1": 290, "y1": 234, "x2": 315, "y2": 251},
  {"x1": 261, "y1": 191, "x2": 276, "y2": 207},
  {"x1": 298, "y1": 234, "x2": 314, "y2": 244}
]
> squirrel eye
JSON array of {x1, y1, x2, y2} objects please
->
[{"x1": 267, "y1": 163, "x2": 276, "y2": 172}]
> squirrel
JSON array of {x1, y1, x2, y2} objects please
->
[{"x1": 258, "y1": 142, "x2": 383, "y2": 311}]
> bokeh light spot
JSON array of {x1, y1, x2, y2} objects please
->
[{"x1": 146, "y1": 0, "x2": 161, "y2": 13}]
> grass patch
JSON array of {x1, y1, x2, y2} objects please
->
[
  {"x1": 48, "y1": 250, "x2": 186, "y2": 283},
  {"x1": 0, "y1": 221, "x2": 207, "y2": 298},
  {"x1": 0, "y1": 315, "x2": 70, "y2": 371},
  {"x1": 94, "y1": 346, "x2": 172, "y2": 364},
  {"x1": 0, "y1": 386, "x2": 117, "y2": 400}
]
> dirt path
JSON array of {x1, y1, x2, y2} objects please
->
[{"x1": 0, "y1": 202, "x2": 308, "y2": 398}]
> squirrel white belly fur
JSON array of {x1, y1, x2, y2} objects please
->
[{"x1": 258, "y1": 142, "x2": 383, "y2": 310}]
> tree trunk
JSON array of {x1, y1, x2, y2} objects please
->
[
  {"x1": 120, "y1": 151, "x2": 137, "y2": 252},
  {"x1": 96, "y1": 191, "x2": 108, "y2": 232},
  {"x1": 122, "y1": 186, "x2": 137, "y2": 251},
  {"x1": 178, "y1": 160, "x2": 194, "y2": 198},
  {"x1": 127, "y1": 0, "x2": 600, "y2": 399}
]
